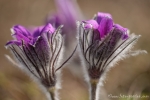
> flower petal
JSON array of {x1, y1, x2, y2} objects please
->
[
  {"x1": 96, "y1": 12, "x2": 112, "y2": 24},
  {"x1": 5, "y1": 40, "x2": 21, "y2": 46},
  {"x1": 33, "y1": 23, "x2": 55, "y2": 38},
  {"x1": 46, "y1": 14, "x2": 61, "y2": 28},
  {"x1": 34, "y1": 33, "x2": 50, "y2": 67},
  {"x1": 12, "y1": 25, "x2": 31, "y2": 42},
  {"x1": 55, "y1": 0, "x2": 83, "y2": 28},
  {"x1": 113, "y1": 24, "x2": 129, "y2": 40},
  {"x1": 83, "y1": 20, "x2": 99, "y2": 29},
  {"x1": 41, "y1": 23, "x2": 55, "y2": 34},
  {"x1": 32, "y1": 26, "x2": 44, "y2": 37},
  {"x1": 13, "y1": 25, "x2": 30, "y2": 36},
  {"x1": 98, "y1": 17, "x2": 113, "y2": 38}
]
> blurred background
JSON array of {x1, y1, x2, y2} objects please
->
[{"x1": 0, "y1": 0, "x2": 150, "y2": 100}]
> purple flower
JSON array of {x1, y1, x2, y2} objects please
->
[
  {"x1": 46, "y1": 0, "x2": 83, "y2": 31},
  {"x1": 5, "y1": 23, "x2": 74, "y2": 88},
  {"x1": 78, "y1": 12, "x2": 140, "y2": 80},
  {"x1": 6, "y1": 24, "x2": 55, "y2": 46},
  {"x1": 46, "y1": 0, "x2": 84, "y2": 48}
]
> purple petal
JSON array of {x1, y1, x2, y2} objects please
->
[
  {"x1": 41, "y1": 23, "x2": 55, "y2": 34},
  {"x1": 123, "y1": 33, "x2": 129, "y2": 40},
  {"x1": 13, "y1": 25, "x2": 30, "y2": 37},
  {"x1": 98, "y1": 17, "x2": 113, "y2": 38},
  {"x1": 12, "y1": 32, "x2": 30, "y2": 42},
  {"x1": 23, "y1": 34, "x2": 50, "y2": 68},
  {"x1": 55, "y1": 0, "x2": 83, "y2": 28},
  {"x1": 96, "y1": 12, "x2": 112, "y2": 24},
  {"x1": 33, "y1": 24, "x2": 55, "y2": 38},
  {"x1": 32, "y1": 26, "x2": 44, "y2": 37},
  {"x1": 113, "y1": 24, "x2": 129, "y2": 40},
  {"x1": 83, "y1": 20, "x2": 99, "y2": 29},
  {"x1": 34, "y1": 34, "x2": 50, "y2": 66},
  {"x1": 5, "y1": 40, "x2": 21, "y2": 46},
  {"x1": 46, "y1": 14, "x2": 61, "y2": 28},
  {"x1": 12, "y1": 25, "x2": 31, "y2": 42}
]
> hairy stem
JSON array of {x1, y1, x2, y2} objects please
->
[
  {"x1": 48, "y1": 87, "x2": 56, "y2": 100},
  {"x1": 90, "y1": 79, "x2": 99, "y2": 100}
]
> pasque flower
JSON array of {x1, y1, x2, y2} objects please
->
[
  {"x1": 46, "y1": 0, "x2": 83, "y2": 48},
  {"x1": 46, "y1": 0, "x2": 83, "y2": 33},
  {"x1": 46, "y1": 0, "x2": 84, "y2": 77},
  {"x1": 78, "y1": 12, "x2": 144, "y2": 100},
  {"x1": 5, "y1": 23, "x2": 76, "y2": 100}
]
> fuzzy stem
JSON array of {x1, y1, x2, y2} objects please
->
[
  {"x1": 90, "y1": 79, "x2": 99, "y2": 100},
  {"x1": 48, "y1": 87, "x2": 55, "y2": 100}
]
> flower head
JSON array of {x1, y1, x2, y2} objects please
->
[
  {"x1": 46, "y1": 0, "x2": 84, "y2": 49},
  {"x1": 46, "y1": 0, "x2": 83, "y2": 34},
  {"x1": 6, "y1": 23, "x2": 66, "y2": 88},
  {"x1": 78, "y1": 12, "x2": 141, "y2": 80}
]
